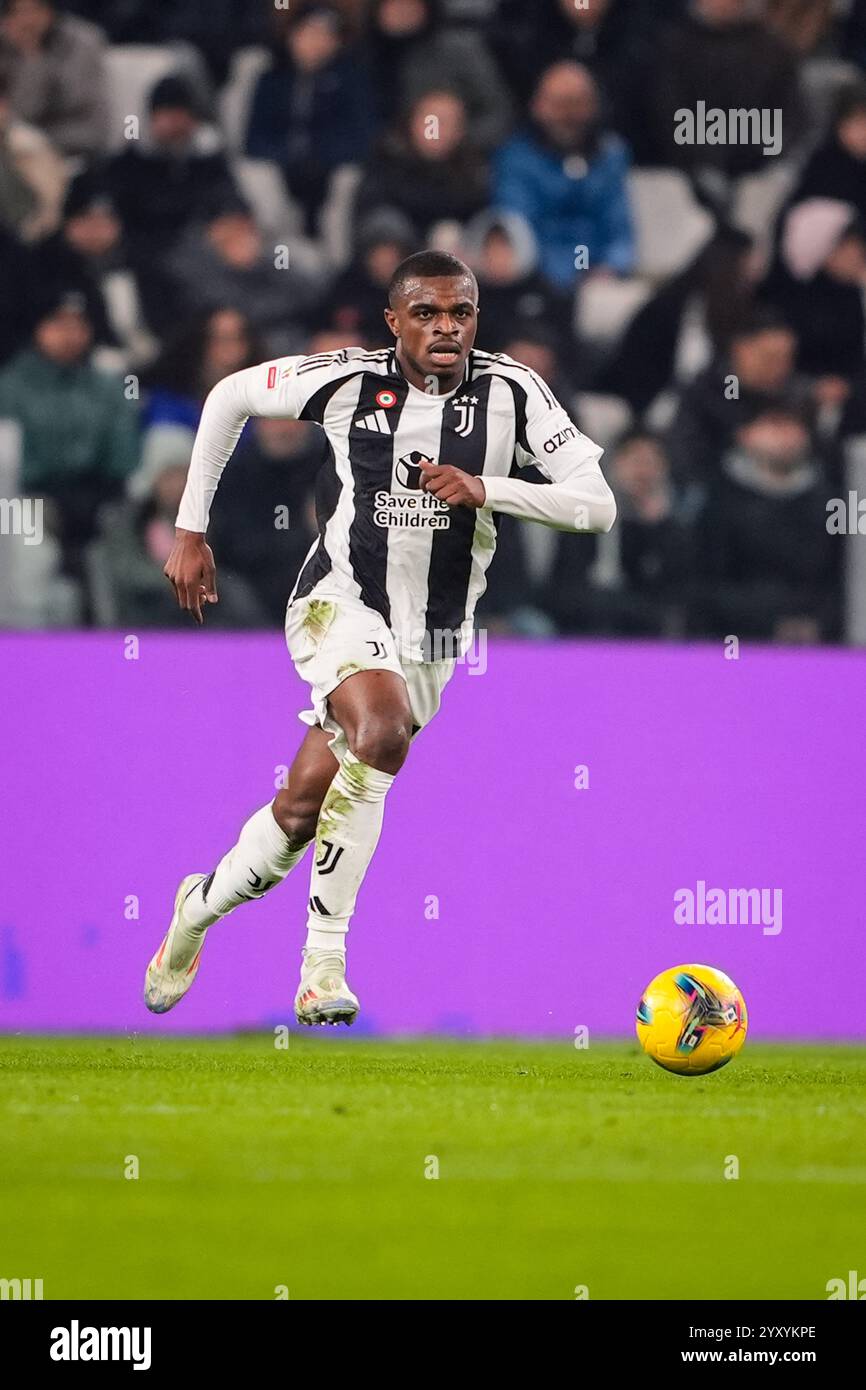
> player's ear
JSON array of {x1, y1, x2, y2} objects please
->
[{"x1": 383, "y1": 307, "x2": 399, "y2": 340}]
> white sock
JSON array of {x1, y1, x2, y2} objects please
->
[
  {"x1": 184, "y1": 805, "x2": 312, "y2": 928},
  {"x1": 304, "y1": 750, "x2": 395, "y2": 953}
]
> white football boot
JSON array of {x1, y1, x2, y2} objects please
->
[
  {"x1": 294, "y1": 948, "x2": 359, "y2": 1026},
  {"x1": 144, "y1": 874, "x2": 210, "y2": 1014}
]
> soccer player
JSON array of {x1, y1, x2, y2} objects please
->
[{"x1": 144, "y1": 251, "x2": 616, "y2": 1025}]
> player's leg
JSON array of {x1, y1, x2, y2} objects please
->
[
  {"x1": 143, "y1": 726, "x2": 338, "y2": 1014},
  {"x1": 291, "y1": 667, "x2": 414, "y2": 1024}
]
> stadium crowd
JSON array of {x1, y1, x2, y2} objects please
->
[{"x1": 1, "y1": 0, "x2": 865, "y2": 641}]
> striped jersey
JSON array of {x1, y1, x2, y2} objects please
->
[{"x1": 176, "y1": 345, "x2": 613, "y2": 662}]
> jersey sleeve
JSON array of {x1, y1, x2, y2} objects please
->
[
  {"x1": 481, "y1": 370, "x2": 616, "y2": 533},
  {"x1": 175, "y1": 356, "x2": 323, "y2": 533}
]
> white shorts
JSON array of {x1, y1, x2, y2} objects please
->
[{"x1": 285, "y1": 592, "x2": 456, "y2": 761}]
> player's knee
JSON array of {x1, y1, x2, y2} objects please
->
[
  {"x1": 272, "y1": 790, "x2": 319, "y2": 847},
  {"x1": 350, "y1": 717, "x2": 412, "y2": 774}
]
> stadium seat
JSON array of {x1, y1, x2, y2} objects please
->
[
  {"x1": 320, "y1": 163, "x2": 364, "y2": 269},
  {"x1": 0, "y1": 419, "x2": 21, "y2": 622},
  {"x1": 732, "y1": 165, "x2": 798, "y2": 259},
  {"x1": 219, "y1": 47, "x2": 271, "y2": 155},
  {"x1": 627, "y1": 168, "x2": 715, "y2": 281},
  {"x1": 127, "y1": 423, "x2": 196, "y2": 503},
  {"x1": 644, "y1": 389, "x2": 679, "y2": 435},
  {"x1": 231, "y1": 157, "x2": 302, "y2": 238},
  {"x1": 575, "y1": 275, "x2": 652, "y2": 348},
  {"x1": 672, "y1": 310, "x2": 712, "y2": 385},
  {"x1": 799, "y1": 57, "x2": 863, "y2": 147},
  {"x1": 843, "y1": 435, "x2": 866, "y2": 645},
  {"x1": 573, "y1": 392, "x2": 633, "y2": 449}
]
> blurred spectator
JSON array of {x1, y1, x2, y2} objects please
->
[
  {"x1": 0, "y1": 65, "x2": 66, "y2": 241},
  {"x1": 493, "y1": 61, "x2": 634, "y2": 292},
  {"x1": 693, "y1": 403, "x2": 840, "y2": 640},
  {"x1": 461, "y1": 209, "x2": 573, "y2": 357},
  {"x1": 140, "y1": 308, "x2": 262, "y2": 432},
  {"x1": 522, "y1": 0, "x2": 665, "y2": 126},
  {"x1": 246, "y1": 3, "x2": 373, "y2": 236},
  {"x1": 634, "y1": 0, "x2": 802, "y2": 200},
  {"x1": 165, "y1": 195, "x2": 326, "y2": 356},
  {"x1": 367, "y1": 0, "x2": 512, "y2": 150},
  {"x1": 603, "y1": 430, "x2": 694, "y2": 624},
  {"x1": 597, "y1": 225, "x2": 759, "y2": 413},
  {"x1": 0, "y1": 290, "x2": 139, "y2": 572},
  {"x1": 106, "y1": 73, "x2": 239, "y2": 304},
  {"x1": 0, "y1": 224, "x2": 32, "y2": 363},
  {"x1": 666, "y1": 309, "x2": 802, "y2": 488},
  {"x1": 775, "y1": 85, "x2": 866, "y2": 231},
  {"x1": 89, "y1": 462, "x2": 267, "y2": 628},
  {"x1": 29, "y1": 169, "x2": 150, "y2": 362},
  {"x1": 765, "y1": 0, "x2": 834, "y2": 55},
  {"x1": 209, "y1": 416, "x2": 325, "y2": 624},
  {"x1": 355, "y1": 88, "x2": 489, "y2": 243},
  {"x1": 63, "y1": 1, "x2": 269, "y2": 88},
  {"x1": 322, "y1": 207, "x2": 416, "y2": 343},
  {"x1": 474, "y1": 509, "x2": 556, "y2": 636},
  {"x1": 0, "y1": 0, "x2": 107, "y2": 157},
  {"x1": 844, "y1": 0, "x2": 866, "y2": 70},
  {"x1": 543, "y1": 429, "x2": 693, "y2": 636},
  {"x1": 764, "y1": 200, "x2": 866, "y2": 382},
  {"x1": 128, "y1": 307, "x2": 263, "y2": 503},
  {"x1": 501, "y1": 324, "x2": 577, "y2": 405}
]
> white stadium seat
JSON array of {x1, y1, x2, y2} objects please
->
[
  {"x1": 575, "y1": 275, "x2": 652, "y2": 347},
  {"x1": 219, "y1": 47, "x2": 271, "y2": 155},
  {"x1": 627, "y1": 168, "x2": 715, "y2": 281},
  {"x1": 573, "y1": 393, "x2": 634, "y2": 450}
]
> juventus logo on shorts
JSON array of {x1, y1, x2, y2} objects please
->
[
  {"x1": 315, "y1": 840, "x2": 345, "y2": 875},
  {"x1": 453, "y1": 395, "x2": 478, "y2": 437}
]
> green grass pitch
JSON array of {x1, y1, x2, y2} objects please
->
[{"x1": 1, "y1": 1037, "x2": 864, "y2": 1301}]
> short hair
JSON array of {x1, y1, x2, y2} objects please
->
[
  {"x1": 740, "y1": 399, "x2": 811, "y2": 431},
  {"x1": 388, "y1": 251, "x2": 478, "y2": 308},
  {"x1": 613, "y1": 426, "x2": 668, "y2": 456},
  {"x1": 730, "y1": 307, "x2": 795, "y2": 342}
]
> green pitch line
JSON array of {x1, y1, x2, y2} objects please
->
[{"x1": 0, "y1": 1038, "x2": 864, "y2": 1301}]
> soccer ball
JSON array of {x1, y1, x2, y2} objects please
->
[{"x1": 635, "y1": 964, "x2": 748, "y2": 1075}]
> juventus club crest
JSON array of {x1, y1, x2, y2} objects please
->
[{"x1": 453, "y1": 395, "x2": 478, "y2": 437}]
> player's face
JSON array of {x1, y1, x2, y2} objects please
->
[{"x1": 385, "y1": 275, "x2": 478, "y2": 388}]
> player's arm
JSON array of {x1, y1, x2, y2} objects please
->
[
  {"x1": 166, "y1": 359, "x2": 303, "y2": 623},
  {"x1": 482, "y1": 377, "x2": 616, "y2": 533},
  {"x1": 419, "y1": 375, "x2": 616, "y2": 534}
]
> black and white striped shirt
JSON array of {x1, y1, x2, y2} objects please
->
[{"x1": 176, "y1": 346, "x2": 616, "y2": 660}]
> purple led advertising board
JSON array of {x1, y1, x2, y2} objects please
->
[{"x1": 1, "y1": 634, "x2": 863, "y2": 1038}]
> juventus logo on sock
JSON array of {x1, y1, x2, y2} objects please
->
[
  {"x1": 315, "y1": 840, "x2": 345, "y2": 875},
  {"x1": 237, "y1": 870, "x2": 276, "y2": 902},
  {"x1": 309, "y1": 895, "x2": 331, "y2": 916}
]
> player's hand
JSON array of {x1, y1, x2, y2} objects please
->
[
  {"x1": 163, "y1": 530, "x2": 218, "y2": 625},
  {"x1": 418, "y1": 459, "x2": 486, "y2": 508}
]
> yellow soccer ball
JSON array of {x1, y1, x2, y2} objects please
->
[{"x1": 636, "y1": 964, "x2": 748, "y2": 1075}]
